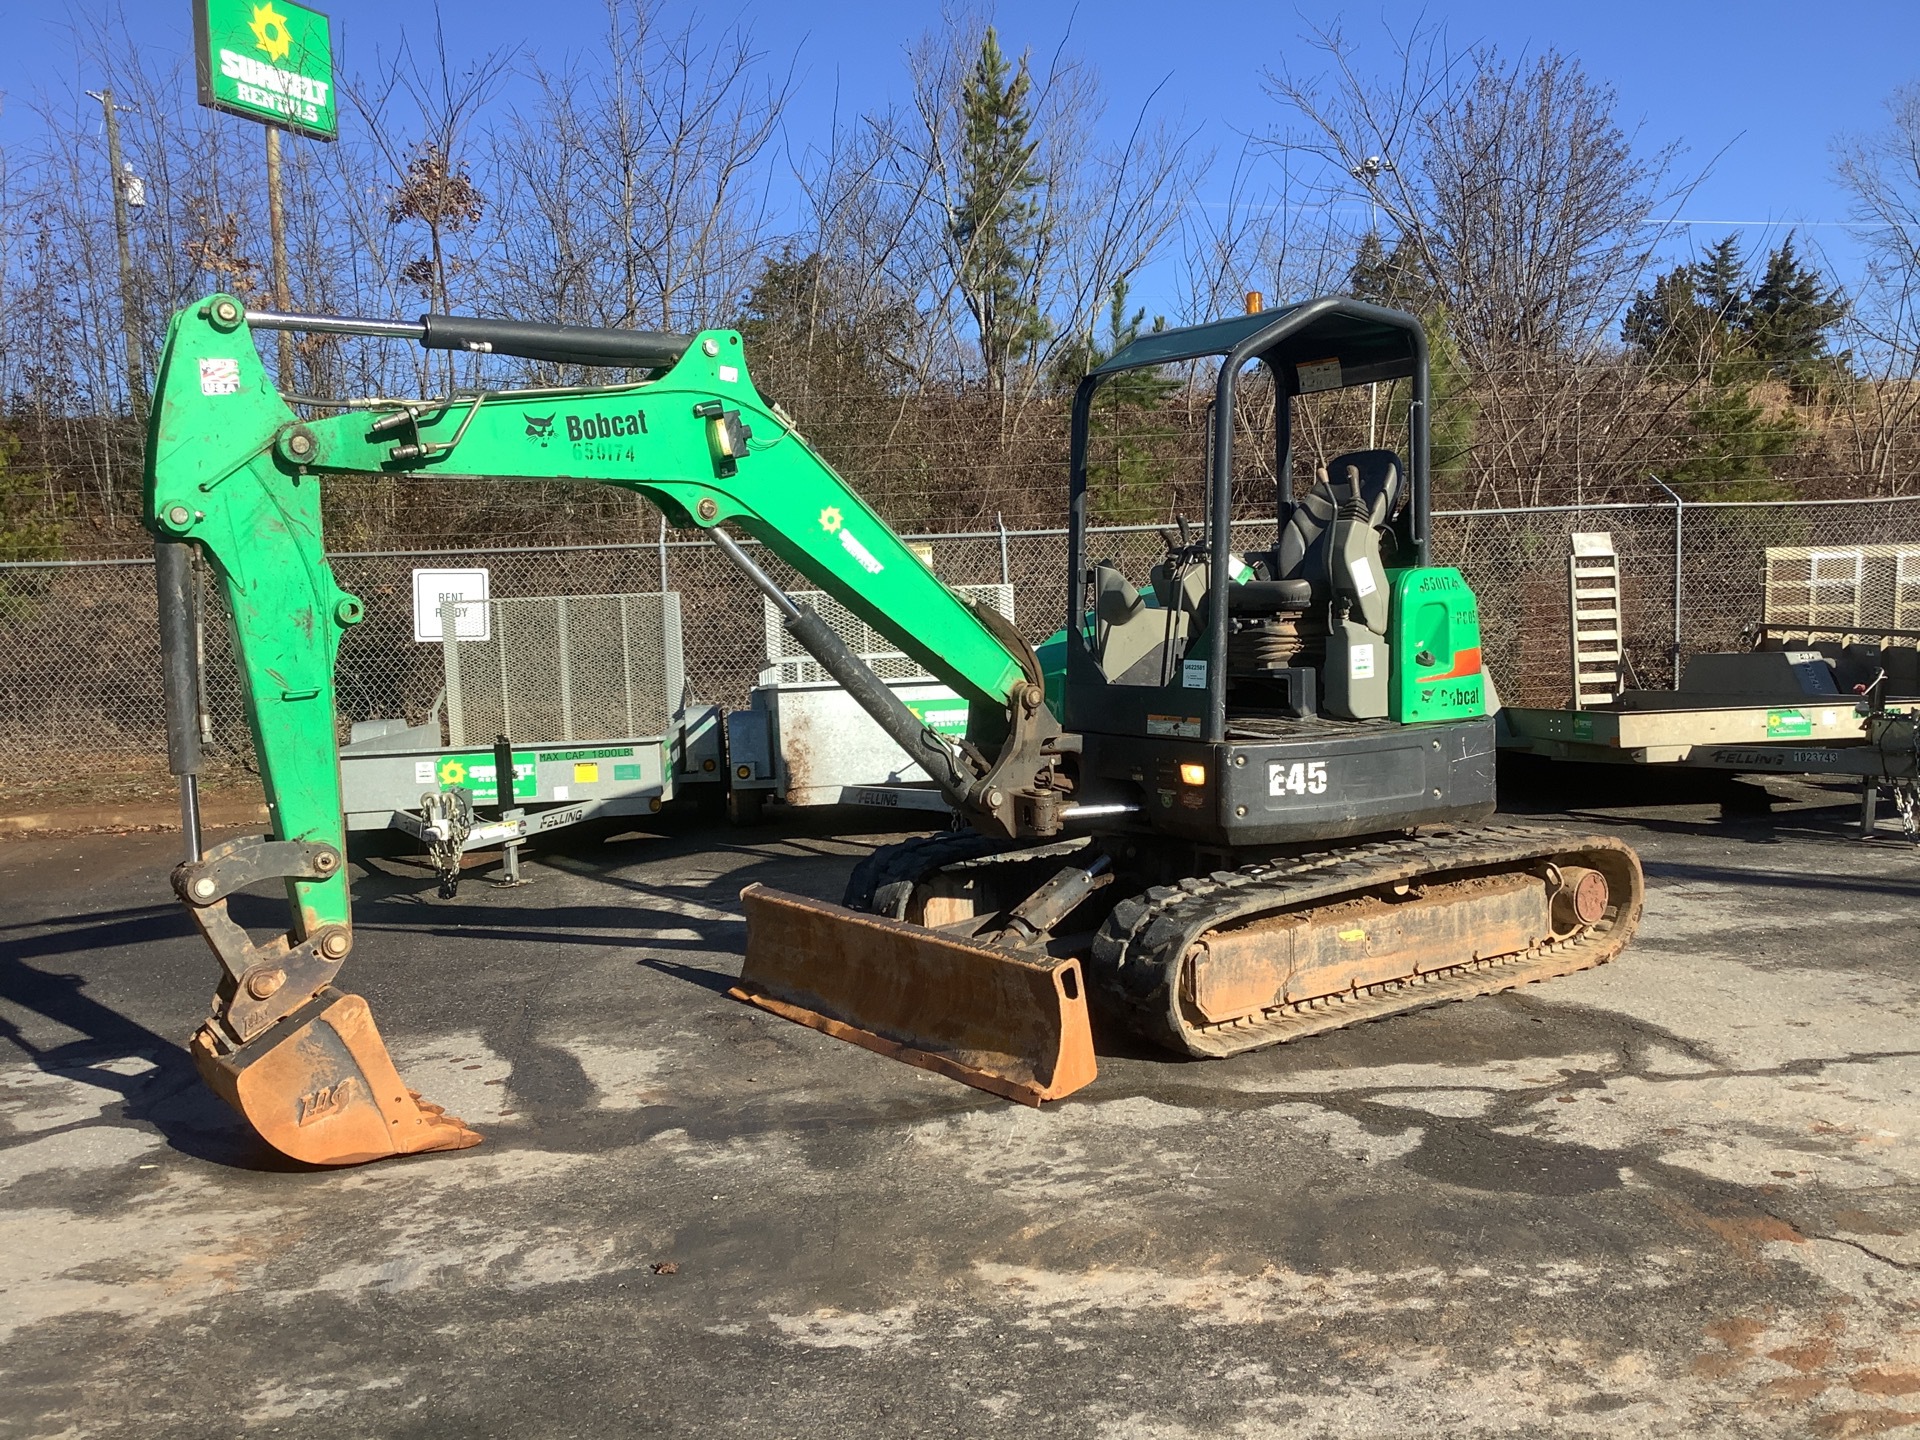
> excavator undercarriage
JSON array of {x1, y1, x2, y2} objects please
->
[{"x1": 737, "y1": 823, "x2": 1642, "y2": 1104}]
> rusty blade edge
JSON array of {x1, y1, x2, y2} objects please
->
[{"x1": 728, "y1": 982, "x2": 1068, "y2": 1107}]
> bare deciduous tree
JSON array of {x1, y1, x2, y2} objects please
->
[
  {"x1": 1260, "y1": 21, "x2": 1718, "y2": 506},
  {"x1": 1832, "y1": 84, "x2": 1920, "y2": 493},
  {"x1": 488, "y1": 0, "x2": 790, "y2": 347},
  {"x1": 1264, "y1": 21, "x2": 1696, "y2": 362}
]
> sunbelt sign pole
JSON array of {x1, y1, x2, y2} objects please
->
[{"x1": 192, "y1": 1, "x2": 336, "y2": 377}]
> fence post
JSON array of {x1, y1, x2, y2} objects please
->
[
  {"x1": 657, "y1": 517, "x2": 669, "y2": 593},
  {"x1": 440, "y1": 598, "x2": 466, "y2": 745},
  {"x1": 1649, "y1": 475, "x2": 1685, "y2": 686},
  {"x1": 997, "y1": 511, "x2": 1010, "y2": 585}
]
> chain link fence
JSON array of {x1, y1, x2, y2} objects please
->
[{"x1": 7, "y1": 495, "x2": 1920, "y2": 801}]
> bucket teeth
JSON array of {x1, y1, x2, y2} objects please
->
[{"x1": 193, "y1": 988, "x2": 482, "y2": 1166}]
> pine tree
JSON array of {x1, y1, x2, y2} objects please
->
[
  {"x1": 1080, "y1": 280, "x2": 1175, "y2": 521},
  {"x1": 0, "y1": 429, "x2": 61, "y2": 619},
  {"x1": 1669, "y1": 382, "x2": 1800, "y2": 501},
  {"x1": 1694, "y1": 236, "x2": 1750, "y2": 332},
  {"x1": 1748, "y1": 232, "x2": 1849, "y2": 377},
  {"x1": 1348, "y1": 230, "x2": 1391, "y2": 303},
  {"x1": 950, "y1": 28, "x2": 1050, "y2": 395},
  {"x1": 1620, "y1": 264, "x2": 1705, "y2": 358},
  {"x1": 738, "y1": 247, "x2": 913, "y2": 404},
  {"x1": 1347, "y1": 230, "x2": 1431, "y2": 313},
  {"x1": 1348, "y1": 235, "x2": 1471, "y2": 497},
  {"x1": 1623, "y1": 232, "x2": 1847, "y2": 378},
  {"x1": 1622, "y1": 236, "x2": 1748, "y2": 362},
  {"x1": 1424, "y1": 309, "x2": 1477, "y2": 498},
  {"x1": 1629, "y1": 237, "x2": 1796, "y2": 499},
  {"x1": 0, "y1": 429, "x2": 59, "y2": 563}
]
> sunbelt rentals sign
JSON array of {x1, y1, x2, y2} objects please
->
[{"x1": 193, "y1": 0, "x2": 337, "y2": 141}]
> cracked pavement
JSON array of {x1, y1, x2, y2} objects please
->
[{"x1": 3, "y1": 786, "x2": 1919, "y2": 1438}]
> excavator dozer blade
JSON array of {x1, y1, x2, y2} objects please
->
[
  {"x1": 191, "y1": 988, "x2": 483, "y2": 1166},
  {"x1": 732, "y1": 884, "x2": 1097, "y2": 1106}
]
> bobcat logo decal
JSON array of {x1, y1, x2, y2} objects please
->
[{"x1": 525, "y1": 413, "x2": 555, "y2": 446}]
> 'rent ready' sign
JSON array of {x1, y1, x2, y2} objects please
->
[{"x1": 192, "y1": 0, "x2": 337, "y2": 141}]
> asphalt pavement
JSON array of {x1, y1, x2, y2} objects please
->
[{"x1": 2, "y1": 787, "x2": 1919, "y2": 1438}]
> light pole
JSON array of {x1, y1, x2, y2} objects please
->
[{"x1": 1348, "y1": 155, "x2": 1395, "y2": 451}]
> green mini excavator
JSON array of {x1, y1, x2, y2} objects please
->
[{"x1": 144, "y1": 291, "x2": 1643, "y2": 1164}]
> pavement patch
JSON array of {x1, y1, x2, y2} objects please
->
[{"x1": 560, "y1": 1038, "x2": 675, "y2": 1109}]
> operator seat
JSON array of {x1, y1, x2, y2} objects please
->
[
  {"x1": 1231, "y1": 449, "x2": 1404, "y2": 624},
  {"x1": 1092, "y1": 559, "x2": 1173, "y2": 682}
]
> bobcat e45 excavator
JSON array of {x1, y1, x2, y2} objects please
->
[{"x1": 144, "y1": 291, "x2": 1644, "y2": 1166}]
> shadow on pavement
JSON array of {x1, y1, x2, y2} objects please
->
[{"x1": 0, "y1": 943, "x2": 287, "y2": 1169}]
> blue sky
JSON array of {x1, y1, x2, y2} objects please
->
[{"x1": 3, "y1": 0, "x2": 1917, "y2": 310}]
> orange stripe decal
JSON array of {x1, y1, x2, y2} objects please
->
[{"x1": 1431, "y1": 646, "x2": 1482, "y2": 681}]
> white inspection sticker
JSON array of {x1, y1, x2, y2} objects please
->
[
  {"x1": 414, "y1": 760, "x2": 437, "y2": 786},
  {"x1": 1296, "y1": 356, "x2": 1342, "y2": 393},
  {"x1": 1348, "y1": 556, "x2": 1378, "y2": 597},
  {"x1": 717, "y1": 364, "x2": 739, "y2": 383},
  {"x1": 199, "y1": 357, "x2": 241, "y2": 395},
  {"x1": 1182, "y1": 659, "x2": 1207, "y2": 688},
  {"x1": 1350, "y1": 643, "x2": 1375, "y2": 680}
]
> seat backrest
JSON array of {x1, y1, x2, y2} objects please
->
[
  {"x1": 1090, "y1": 560, "x2": 1182, "y2": 683},
  {"x1": 1326, "y1": 449, "x2": 1404, "y2": 525},
  {"x1": 1274, "y1": 449, "x2": 1405, "y2": 594},
  {"x1": 1094, "y1": 562, "x2": 1144, "y2": 626}
]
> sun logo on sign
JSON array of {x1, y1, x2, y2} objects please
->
[
  {"x1": 436, "y1": 758, "x2": 468, "y2": 786},
  {"x1": 818, "y1": 507, "x2": 843, "y2": 534},
  {"x1": 249, "y1": 2, "x2": 293, "y2": 63}
]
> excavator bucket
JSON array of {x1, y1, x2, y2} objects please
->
[
  {"x1": 191, "y1": 988, "x2": 483, "y2": 1166},
  {"x1": 732, "y1": 885, "x2": 1097, "y2": 1106}
]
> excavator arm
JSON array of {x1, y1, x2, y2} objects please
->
[{"x1": 143, "y1": 295, "x2": 1081, "y2": 1164}]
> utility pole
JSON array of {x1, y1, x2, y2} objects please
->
[
  {"x1": 89, "y1": 88, "x2": 147, "y2": 425},
  {"x1": 264, "y1": 124, "x2": 295, "y2": 380},
  {"x1": 1349, "y1": 155, "x2": 1396, "y2": 453}
]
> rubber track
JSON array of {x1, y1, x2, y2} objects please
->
[{"x1": 1087, "y1": 823, "x2": 1643, "y2": 1058}]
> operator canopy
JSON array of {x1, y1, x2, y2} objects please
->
[{"x1": 1090, "y1": 295, "x2": 1422, "y2": 394}]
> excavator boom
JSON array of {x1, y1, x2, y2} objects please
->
[{"x1": 144, "y1": 295, "x2": 1081, "y2": 1164}]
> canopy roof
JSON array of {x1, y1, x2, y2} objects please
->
[{"x1": 1090, "y1": 295, "x2": 1424, "y2": 395}]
